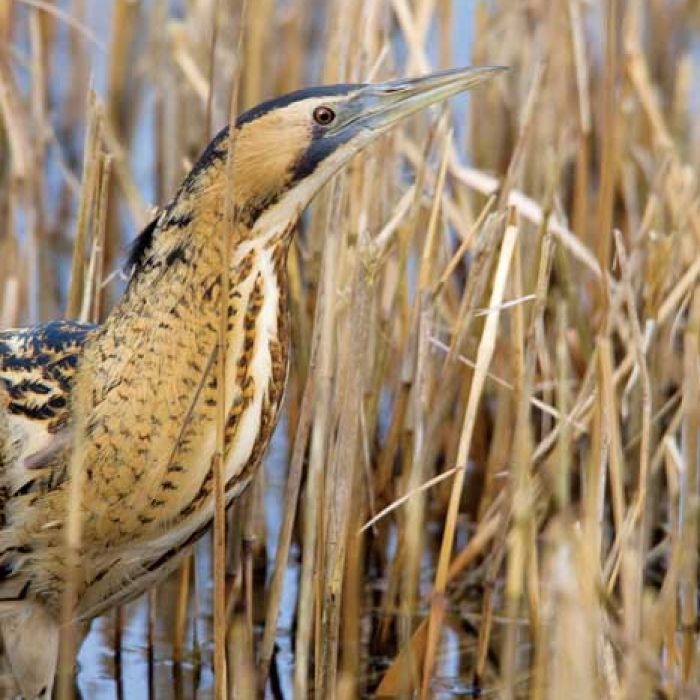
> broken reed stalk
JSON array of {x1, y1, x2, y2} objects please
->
[
  {"x1": 90, "y1": 155, "x2": 112, "y2": 323},
  {"x1": 66, "y1": 90, "x2": 101, "y2": 319}
]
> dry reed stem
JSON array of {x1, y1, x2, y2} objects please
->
[
  {"x1": 172, "y1": 554, "x2": 191, "y2": 665},
  {"x1": 2, "y1": 2, "x2": 700, "y2": 697},
  {"x1": 295, "y1": 182, "x2": 342, "y2": 699},
  {"x1": 501, "y1": 232, "x2": 528, "y2": 699},
  {"x1": 318, "y1": 227, "x2": 373, "y2": 696},
  {"x1": 680, "y1": 291, "x2": 700, "y2": 684},
  {"x1": 57, "y1": 410, "x2": 89, "y2": 700},
  {"x1": 56, "y1": 87, "x2": 106, "y2": 700},
  {"x1": 396, "y1": 123, "x2": 451, "y2": 685},
  {"x1": 212, "y1": 10, "x2": 245, "y2": 696},
  {"x1": 90, "y1": 155, "x2": 112, "y2": 322},
  {"x1": 258, "y1": 356, "x2": 316, "y2": 686},
  {"x1": 66, "y1": 89, "x2": 100, "y2": 319},
  {"x1": 358, "y1": 466, "x2": 461, "y2": 535},
  {"x1": 11, "y1": 0, "x2": 106, "y2": 51},
  {"x1": 422, "y1": 217, "x2": 519, "y2": 696}
]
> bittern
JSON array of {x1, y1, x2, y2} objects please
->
[{"x1": 0, "y1": 65, "x2": 502, "y2": 698}]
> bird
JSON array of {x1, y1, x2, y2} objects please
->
[{"x1": 0, "y1": 65, "x2": 503, "y2": 698}]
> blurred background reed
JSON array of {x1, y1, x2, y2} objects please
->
[{"x1": 2, "y1": 0, "x2": 700, "y2": 698}]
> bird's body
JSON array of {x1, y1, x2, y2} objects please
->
[
  {"x1": 0, "y1": 131, "x2": 293, "y2": 621},
  {"x1": 0, "y1": 66, "x2": 502, "y2": 698}
]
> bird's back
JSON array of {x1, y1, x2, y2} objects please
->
[
  {"x1": 0, "y1": 320, "x2": 95, "y2": 479},
  {"x1": 0, "y1": 321, "x2": 95, "y2": 434}
]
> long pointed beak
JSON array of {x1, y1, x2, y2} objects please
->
[
  {"x1": 286, "y1": 66, "x2": 507, "y2": 192},
  {"x1": 349, "y1": 66, "x2": 507, "y2": 134}
]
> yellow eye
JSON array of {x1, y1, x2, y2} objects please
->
[{"x1": 313, "y1": 106, "x2": 336, "y2": 126}]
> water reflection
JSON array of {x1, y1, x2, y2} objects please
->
[{"x1": 78, "y1": 562, "x2": 215, "y2": 700}]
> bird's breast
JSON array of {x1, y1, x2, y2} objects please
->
[
  {"x1": 40, "y1": 242, "x2": 292, "y2": 618},
  {"x1": 74, "y1": 242, "x2": 290, "y2": 552}
]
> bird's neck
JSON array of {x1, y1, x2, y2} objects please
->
[
  {"x1": 112, "y1": 170, "x2": 297, "y2": 381},
  {"x1": 69, "y1": 173, "x2": 295, "y2": 542}
]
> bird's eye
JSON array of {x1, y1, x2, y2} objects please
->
[{"x1": 313, "y1": 106, "x2": 336, "y2": 126}]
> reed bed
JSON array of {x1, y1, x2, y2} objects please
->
[{"x1": 2, "y1": 0, "x2": 700, "y2": 698}]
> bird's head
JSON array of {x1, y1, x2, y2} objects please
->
[
  {"x1": 229, "y1": 65, "x2": 505, "y2": 235},
  {"x1": 128, "y1": 66, "x2": 505, "y2": 273}
]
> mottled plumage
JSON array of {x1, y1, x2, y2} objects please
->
[
  {"x1": 0, "y1": 321, "x2": 93, "y2": 431},
  {"x1": 0, "y1": 66, "x2": 503, "y2": 698}
]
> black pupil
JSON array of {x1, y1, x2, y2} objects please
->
[{"x1": 314, "y1": 107, "x2": 334, "y2": 125}]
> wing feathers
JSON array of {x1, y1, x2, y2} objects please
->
[{"x1": 0, "y1": 321, "x2": 95, "y2": 436}]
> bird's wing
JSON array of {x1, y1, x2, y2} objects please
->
[
  {"x1": 0, "y1": 320, "x2": 96, "y2": 475},
  {"x1": 0, "y1": 321, "x2": 95, "y2": 603}
]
